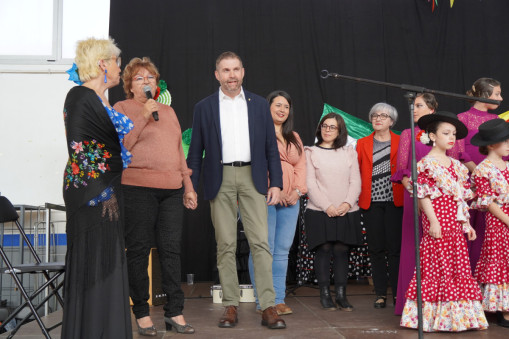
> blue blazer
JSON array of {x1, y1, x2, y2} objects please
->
[{"x1": 187, "y1": 89, "x2": 283, "y2": 200}]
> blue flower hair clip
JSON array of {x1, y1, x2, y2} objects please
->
[{"x1": 66, "y1": 63, "x2": 83, "y2": 85}]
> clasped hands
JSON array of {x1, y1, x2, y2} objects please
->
[{"x1": 325, "y1": 202, "x2": 351, "y2": 217}]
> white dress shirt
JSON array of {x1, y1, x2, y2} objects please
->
[{"x1": 218, "y1": 87, "x2": 251, "y2": 163}]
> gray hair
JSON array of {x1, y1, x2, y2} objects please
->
[{"x1": 368, "y1": 103, "x2": 398, "y2": 125}]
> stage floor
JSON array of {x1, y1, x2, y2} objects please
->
[{"x1": 2, "y1": 280, "x2": 508, "y2": 338}]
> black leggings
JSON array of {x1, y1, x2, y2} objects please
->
[{"x1": 314, "y1": 241, "x2": 349, "y2": 288}]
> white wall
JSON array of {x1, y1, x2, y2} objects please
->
[{"x1": 0, "y1": 64, "x2": 74, "y2": 205}]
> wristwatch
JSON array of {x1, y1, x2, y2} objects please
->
[{"x1": 295, "y1": 188, "x2": 303, "y2": 197}]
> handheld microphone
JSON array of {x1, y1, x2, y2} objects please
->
[{"x1": 143, "y1": 85, "x2": 159, "y2": 121}]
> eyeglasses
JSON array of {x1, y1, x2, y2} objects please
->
[
  {"x1": 320, "y1": 124, "x2": 338, "y2": 131},
  {"x1": 371, "y1": 113, "x2": 390, "y2": 121},
  {"x1": 133, "y1": 75, "x2": 156, "y2": 83}
]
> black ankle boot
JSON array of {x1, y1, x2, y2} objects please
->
[
  {"x1": 319, "y1": 286, "x2": 337, "y2": 310},
  {"x1": 335, "y1": 285, "x2": 353, "y2": 311}
]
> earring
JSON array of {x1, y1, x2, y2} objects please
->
[
  {"x1": 433, "y1": 140, "x2": 436, "y2": 147},
  {"x1": 104, "y1": 69, "x2": 107, "y2": 83}
]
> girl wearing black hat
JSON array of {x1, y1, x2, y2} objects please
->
[
  {"x1": 470, "y1": 118, "x2": 509, "y2": 328},
  {"x1": 400, "y1": 112, "x2": 488, "y2": 332}
]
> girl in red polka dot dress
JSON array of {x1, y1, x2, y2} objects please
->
[
  {"x1": 470, "y1": 118, "x2": 509, "y2": 328},
  {"x1": 400, "y1": 111, "x2": 488, "y2": 332}
]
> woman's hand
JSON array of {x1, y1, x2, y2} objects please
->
[
  {"x1": 428, "y1": 220, "x2": 442, "y2": 239},
  {"x1": 326, "y1": 205, "x2": 339, "y2": 217},
  {"x1": 102, "y1": 194, "x2": 119, "y2": 221},
  {"x1": 467, "y1": 227, "x2": 477, "y2": 241},
  {"x1": 279, "y1": 191, "x2": 288, "y2": 207},
  {"x1": 284, "y1": 190, "x2": 300, "y2": 206},
  {"x1": 183, "y1": 191, "x2": 198, "y2": 210},
  {"x1": 336, "y1": 202, "x2": 351, "y2": 216},
  {"x1": 402, "y1": 176, "x2": 412, "y2": 193},
  {"x1": 142, "y1": 99, "x2": 158, "y2": 120},
  {"x1": 465, "y1": 223, "x2": 477, "y2": 241}
]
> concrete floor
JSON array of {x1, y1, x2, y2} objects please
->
[{"x1": 2, "y1": 280, "x2": 508, "y2": 338}]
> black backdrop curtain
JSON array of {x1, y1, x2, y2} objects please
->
[{"x1": 109, "y1": 0, "x2": 509, "y2": 281}]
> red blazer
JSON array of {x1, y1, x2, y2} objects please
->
[{"x1": 356, "y1": 131, "x2": 403, "y2": 209}]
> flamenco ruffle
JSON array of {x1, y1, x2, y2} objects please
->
[
  {"x1": 416, "y1": 183, "x2": 442, "y2": 200},
  {"x1": 390, "y1": 168, "x2": 410, "y2": 184},
  {"x1": 480, "y1": 283, "x2": 509, "y2": 312},
  {"x1": 400, "y1": 299, "x2": 488, "y2": 332},
  {"x1": 471, "y1": 194, "x2": 497, "y2": 211}
]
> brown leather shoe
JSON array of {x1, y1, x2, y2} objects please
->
[
  {"x1": 218, "y1": 306, "x2": 238, "y2": 328},
  {"x1": 275, "y1": 303, "x2": 293, "y2": 315},
  {"x1": 261, "y1": 306, "x2": 286, "y2": 329}
]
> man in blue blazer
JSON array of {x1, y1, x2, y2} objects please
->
[{"x1": 187, "y1": 52, "x2": 285, "y2": 329}]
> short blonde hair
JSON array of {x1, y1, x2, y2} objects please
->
[
  {"x1": 122, "y1": 57, "x2": 160, "y2": 99},
  {"x1": 75, "y1": 37, "x2": 121, "y2": 82}
]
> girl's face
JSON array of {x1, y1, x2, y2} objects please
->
[
  {"x1": 414, "y1": 96, "x2": 434, "y2": 123},
  {"x1": 430, "y1": 122, "x2": 457, "y2": 151},
  {"x1": 486, "y1": 86, "x2": 503, "y2": 110},
  {"x1": 489, "y1": 140, "x2": 509, "y2": 158}
]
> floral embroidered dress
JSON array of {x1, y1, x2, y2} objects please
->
[
  {"x1": 471, "y1": 159, "x2": 509, "y2": 313},
  {"x1": 61, "y1": 86, "x2": 133, "y2": 339},
  {"x1": 400, "y1": 156, "x2": 488, "y2": 332}
]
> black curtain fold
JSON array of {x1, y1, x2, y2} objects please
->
[{"x1": 109, "y1": 0, "x2": 509, "y2": 280}]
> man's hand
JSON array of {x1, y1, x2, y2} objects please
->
[{"x1": 267, "y1": 187, "x2": 281, "y2": 206}]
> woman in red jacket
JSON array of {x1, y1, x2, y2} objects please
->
[{"x1": 357, "y1": 103, "x2": 404, "y2": 309}]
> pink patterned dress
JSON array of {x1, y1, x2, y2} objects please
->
[
  {"x1": 400, "y1": 156, "x2": 488, "y2": 332},
  {"x1": 449, "y1": 107, "x2": 502, "y2": 272},
  {"x1": 471, "y1": 159, "x2": 509, "y2": 312}
]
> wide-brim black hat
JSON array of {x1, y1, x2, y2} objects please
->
[
  {"x1": 471, "y1": 118, "x2": 509, "y2": 146},
  {"x1": 417, "y1": 111, "x2": 468, "y2": 140}
]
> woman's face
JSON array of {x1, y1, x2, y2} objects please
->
[
  {"x1": 270, "y1": 96, "x2": 290, "y2": 126},
  {"x1": 371, "y1": 110, "x2": 392, "y2": 132},
  {"x1": 320, "y1": 118, "x2": 339, "y2": 144},
  {"x1": 130, "y1": 67, "x2": 157, "y2": 103},
  {"x1": 105, "y1": 55, "x2": 121, "y2": 88},
  {"x1": 486, "y1": 86, "x2": 503, "y2": 110},
  {"x1": 430, "y1": 122, "x2": 457, "y2": 151},
  {"x1": 414, "y1": 96, "x2": 434, "y2": 123}
]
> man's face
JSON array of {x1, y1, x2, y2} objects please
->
[{"x1": 215, "y1": 57, "x2": 244, "y2": 97}]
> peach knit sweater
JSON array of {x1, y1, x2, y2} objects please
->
[{"x1": 113, "y1": 99, "x2": 193, "y2": 192}]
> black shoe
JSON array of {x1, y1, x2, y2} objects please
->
[
  {"x1": 335, "y1": 285, "x2": 353, "y2": 311},
  {"x1": 374, "y1": 296, "x2": 387, "y2": 309},
  {"x1": 496, "y1": 311, "x2": 509, "y2": 328},
  {"x1": 319, "y1": 286, "x2": 337, "y2": 310}
]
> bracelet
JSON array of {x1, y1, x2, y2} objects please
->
[{"x1": 295, "y1": 188, "x2": 303, "y2": 197}]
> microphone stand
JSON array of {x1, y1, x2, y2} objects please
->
[{"x1": 320, "y1": 70, "x2": 500, "y2": 338}]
